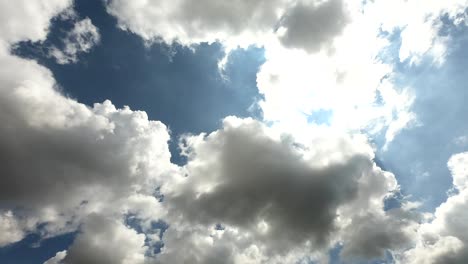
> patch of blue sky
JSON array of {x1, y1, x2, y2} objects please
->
[
  {"x1": 0, "y1": 233, "x2": 75, "y2": 264},
  {"x1": 307, "y1": 109, "x2": 334, "y2": 126},
  {"x1": 327, "y1": 244, "x2": 395, "y2": 264},
  {"x1": 125, "y1": 215, "x2": 169, "y2": 255},
  {"x1": 374, "y1": 19, "x2": 468, "y2": 211}
]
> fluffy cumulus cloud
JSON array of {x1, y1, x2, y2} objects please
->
[
  {"x1": 0, "y1": 0, "x2": 72, "y2": 44},
  {"x1": 49, "y1": 17, "x2": 100, "y2": 64},
  {"x1": 1, "y1": 0, "x2": 468, "y2": 264},
  {"x1": 61, "y1": 214, "x2": 148, "y2": 264},
  {"x1": 156, "y1": 117, "x2": 417, "y2": 263},
  {"x1": 0, "y1": 37, "x2": 174, "y2": 237},
  {"x1": 105, "y1": 0, "x2": 351, "y2": 50},
  {"x1": 398, "y1": 152, "x2": 468, "y2": 264},
  {"x1": 277, "y1": 0, "x2": 349, "y2": 52},
  {"x1": 0, "y1": 0, "x2": 173, "y2": 259},
  {"x1": 0, "y1": 211, "x2": 24, "y2": 246},
  {"x1": 105, "y1": 0, "x2": 468, "y2": 145}
]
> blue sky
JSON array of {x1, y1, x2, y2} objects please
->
[{"x1": 1, "y1": 0, "x2": 468, "y2": 264}]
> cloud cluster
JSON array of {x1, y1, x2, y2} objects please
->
[
  {"x1": 105, "y1": 0, "x2": 350, "y2": 51},
  {"x1": 399, "y1": 152, "x2": 468, "y2": 264},
  {"x1": 49, "y1": 17, "x2": 100, "y2": 64},
  {"x1": 0, "y1": 0, "x2": 467, "y2": 264},
  {"x1": 105, "y1": 0, "x2": 468, "y2": 147},
  {"x1": 156, "y1": 117, "x2": 416, "y2": 263},
  {"x1": 0, "y1": 0, "x2": 173, "y2": 257},
  {"x1": 277, "y1": 0, "x2": 349, "y2": 53}
]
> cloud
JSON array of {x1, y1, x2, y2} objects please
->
[
  {"x1": 61, "y1": 214, "x2": 147, "y2": 264},
  {"x1": 157, "y1": 117, "x2": 416, "y2": 263},
  {"x1": 44, "y1": 251, "x2": 67, "y2": 264},
  {"x1": 49, "y1": 17, "x2": 100, "y2": 64},
  {"x1": 1, "y1": 0, "x2": 467, "y2": 263},
  {"x1": 0, "y1": 0, "x2": 72, "y2": 44},
  {"x1": 105, "y1": 0, "x2": 285, "y2": 47},
  {"x1": 0, "y1": 47, "x2": 174, "y2": 236},
  {"x1": 367, "y1": 0, "x2": 468, "y2": 66},
  {"x1": 105, "y1": 0, "x2": 351, "y2": 52},
  {"x1": 399, "y1": 152, "x2": 468, "y2": 264},
  {"x1": 0, "y1": 0, "x2": 173, "y2": 249},
  {"x1": 0, "y1": 211, "x2": 25, "y2": 247},
  {"x1": 104, "y1": 0, "x2": 468, "y2": 145},
  {"x1": 277, "y1": 0, "x2": 349, "y2": 52}
]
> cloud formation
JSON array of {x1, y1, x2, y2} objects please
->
[
  {"x1": 105, "y1": 0, "x2": 350, "y2": 51},
  {"x1": 157, "y1": 117, "x2": 416, "y2": 263},
  {"x1": 400, "y1": 152, "x2": 468, "y2": 264},
  {"x1": 277, "y1": 0, "x2": 349, "y2": 52},
  {"x1": 0, "y1": 0, "x2": 173, "y2": 253},
  {"x1": 0, "y1": 0, "x2": 467, "y2": 264},
  {"x1": 49, "y1": 17, "x2": 100, "y2": 64}
]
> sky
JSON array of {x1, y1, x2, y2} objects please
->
[{"x1": 0, "y1": 0, "x2": 467, "y2": 264}]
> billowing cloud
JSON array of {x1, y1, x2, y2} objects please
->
[
  {"x1": 277, "y1": 0, "x2": 349, "y2": 52},
  {"x1": 61, "y1": 214, "x2": 147, "y2": 264},
  {"x1": 105, "y1": 0, "x2": 351, "y2": 51},
  {"x1": 104, "y1": 0, "x2": 468, "y2": 147},
  {"x1": 49, "y1": 17, "x2": 100, "y2": 64},
  {"x1": 0, "y1": 1, "x2": 467, "y2": 264},
  {"x1": 399, "y1": 152, "x2": 468, "y2": 264},
  {"x1": 0, "y1": 0, "x2": 72, "y2": 44},
  {"x1": 0, "y1": 46, "x2": 174, "y2": 237},
  {"x1": 0, "y1": 0, "x2": 172, "y2": 249},
  {"x1": 0, "y1": 211, "x2": 25, "y2": 247},
  {"x1": 156, "y1": 117, "x2": 416, "y2": 263}
]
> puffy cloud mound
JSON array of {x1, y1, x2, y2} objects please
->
[
  {"x1": 156, "y1": 117, "x2": 417, "y2": 263},
  {"x1": 0, "y1": 0, "x2": 173, "y2": 251},
  {"x1": 0, "y1": 211, "x2": 24, "y2": 246},
  {"x1": 277, "y1": 0, "x2": 349, "y2": 52},
  {"x1": 399, "y1": 152, "x2": 468, "y2": 264},
  {"x1": 105, "y1": 0, "x2": 350, "y2": 51},
  {"x1": 1, "y1": 0, "x2": 467, "y2": 263},
  {"x1": 62, "y1": 214, "x2": 147, "y2": 264},
  {"x1": 0, "y1": 0, "x2": 72, "y2": 44},
  {"x1": 0, "y1": 44, "x2": 174, "y2": 237}
]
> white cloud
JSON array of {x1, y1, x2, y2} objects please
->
[
  {"x1": 1, "y1": 1, "x2": 467, "y2": 263},
  {"x1": 0, "y1": 211, "x2": 25, "y2": 247},
  {"x1": 105, "y1": 0, "x2": 351, "y2": 51},
  {"x1": 60, "y1": 214, "x2": 147, "y2": 264},
  {"x1": 104, "y1": 0, "x2": 468, "y2": 148},
  {"x1": 44, "y1": 251, "x2": 67, "y2": 264},
  {"x1": 49, "y1": 17, "x2": 100, "y2": 64},
  {"x1": 0, "y1": 0, "x2": 72, "y2": 44},
  {"x1": 398, "y1": 152, "x2": 468, "y2": 264},
  {"x1": 0, "y1": 0, "x2": 173, "y2": 251},
  {"x1": 365, "y1": 0, "x2": 468, "y2": 66},
  {"x1": 448, "y1": 152, "x2": 468, "y2": 190}
]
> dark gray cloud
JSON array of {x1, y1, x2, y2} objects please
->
[
  {"x1": 278, "y1": 0, "x2": 349, "y2": 52},
  {"x1": 340, "y1": 209, "x2": 419, "y2": 260},
  {"x1": 159, "y1": 117, "x2": 414, "y2": 262},
  {"x1": 62, "y1": 214, "x2": 147, "y2": 264}
]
